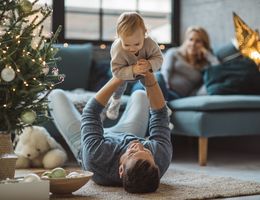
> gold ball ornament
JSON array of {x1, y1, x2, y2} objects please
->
[
  {"x1": 1, "y1": 67, "x2": 16, "y2": 82},
  {"x1": 21, "y1": 110, "x2": 37, "y2": 124},
  {"x1": 20, "y1": 0, "x2": 33, "y2": 13}
]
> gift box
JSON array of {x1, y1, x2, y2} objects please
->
[{"x1": 0, "y1": 178, "x2": 49, "y2": 200}]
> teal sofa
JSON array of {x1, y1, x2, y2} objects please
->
[
  {"x1": 47, "y1": 42, "x2": 260, "y2": 166},
  {"x1": 168, "y1": 43, "x2": 260, "y2": 166},
  {"x1": 169, "y1": 94, "x2": 260, "y2": 166}
]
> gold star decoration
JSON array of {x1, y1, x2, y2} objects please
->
[{"x1": 233, "y1": 12, "x2": 260, "y2": 69}]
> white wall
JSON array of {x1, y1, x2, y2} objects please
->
[{"x1": 180, "y1": 0, "x2": 260, "y2": 48}]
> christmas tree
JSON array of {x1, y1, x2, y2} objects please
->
[{"x1": 0, "y1": 0, "x2": 64, "y2": 133}]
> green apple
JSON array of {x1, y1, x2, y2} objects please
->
[
  {"x1": 41, "y1": 171, "x2": 51, "y2": 178},
  {"x1": 50, "y1": 167, "x2": 66, "y2": 178}
]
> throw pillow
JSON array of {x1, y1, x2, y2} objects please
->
[
  {"x1": 214, "y1": 40, "x2": 241, "y2": 63},
  {"x1": 89, "y1": 59, "x2": 111, "y2": 91},
  {"x1": 54, "y1": 43, "x2": 93, "y2": 90},
  {"x1": 203, "y1": 57, "x2": 260, "y2": 95}
]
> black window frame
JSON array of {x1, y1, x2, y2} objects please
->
[{"x1": 52, "y1": 0, "x2": 180, "y2": 47}]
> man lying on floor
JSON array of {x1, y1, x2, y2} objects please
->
[{"x1": 48, "y1": 71, "x2": 172, "y2": 193}]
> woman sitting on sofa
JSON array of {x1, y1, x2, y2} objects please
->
[{"x1": 132, "y1": 26, "x2": 220, "y2": 101}]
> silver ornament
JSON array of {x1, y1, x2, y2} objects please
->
[
  {"x1": 20, "y1": 110, "x2": 37, "y2": 124},
  {"x1": 20, "y1": 0, "x2": 32, "y2": 13},
  {"x1": 1, "y1": 67, "x2": 16, "y2": 82}
]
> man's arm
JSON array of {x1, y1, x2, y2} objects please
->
[
  {"x1": 143, "y1": 72, "x2": 173, "y2": 176},
  {"x1": 80, "y1": 76, "x2": 124, "y2": 169},
  {"x1": 81, "y1": 76, "x2": 124, "y2": 143},
  {"x1": 143, "y1": 72, "x2": 166, "y2": 110},
  {"x1": 95, "y1": 76, "x2": 124, "y2": 106}
]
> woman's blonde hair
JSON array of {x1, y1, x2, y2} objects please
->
[
  {"x1": 181, "y1": 26, "x2": 212, "y2": 68},
  {"x1": 116, "y1": 12, "x2": 147, "y2": 38},
  {"x1": 184, "y1": 26, "x2": 211, "y2": 51}
]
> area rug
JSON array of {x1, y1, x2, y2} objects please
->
[{"x1": 50, "y1": 164, "x2": 260, "y2": 200}]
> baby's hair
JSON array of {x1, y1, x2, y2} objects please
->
[{"x1": 116, "y1": 12, "x2": 147, "y2": 38}]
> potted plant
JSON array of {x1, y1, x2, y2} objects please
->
[{"x1": 0, "y1": 0, "x2": 64, "y2": 180}]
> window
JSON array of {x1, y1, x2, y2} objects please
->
[
  {"x1": 30, "y1": 0, "x2": 52, "y2": 36},
  {"x1": 52, "y1": 0, "x2": 180, "y2": 46},
  {"x1": 65, "y1": 0, "x2": 100, "y2": 40}
]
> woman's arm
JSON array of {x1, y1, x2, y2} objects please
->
[
  {"x1": 160, "y1": 48, "x2": 177, "y2": 88},
  {"x1": 205, "y1": 51, "x2": 220, "y2": 65},
  {"x1": 200, "y1": 46, "x2": 220, "y2": 66}
]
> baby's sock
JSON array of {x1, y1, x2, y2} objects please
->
[{"x1": 106, "y1": 97, "x2": 121, "y2": 120}]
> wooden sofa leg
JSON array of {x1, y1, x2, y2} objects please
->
[{"x1": 198, "y1": 137, "x2": 208, "y2": 166}]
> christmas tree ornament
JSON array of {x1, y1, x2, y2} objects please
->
[
  {"x1": 52, "y1": 67, "x2": 59, "y2": 76},
  {"x1": 1, "y1": 67, "x2": 16, "y2": 82},
  {"x1": 233, "y1": 12, "x2": 260, "y2": 69},
  {"x1": 42, "y1": 64, "x2": 49, "y2": 75},
  {"x1": 19, "y1": 0, "x2": 32, "y2": 13},
  {"x1": 20, "y1": 110, "x2": 37, "y2": 124}
]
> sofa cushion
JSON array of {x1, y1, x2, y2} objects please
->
[
  {"x1": 214, "y1": 41, "x2": 241, "y2": 63},
  {"x1": 168, "y1": 95, "x2": 260, "y2": 111},
  {"x1": 171, "y1": 110, "x2": 260, "y2": 137},
  {"x1": 54, "y1": 43, "x2": 93, "y2": 90},
  {"x1": 203, "y1": 57, "x2": 260, "y2": 95}
]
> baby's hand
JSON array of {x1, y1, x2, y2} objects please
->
[
  {"x1": 133, "y1": 63, "x2": 149, "y2": 76},
  {"x1": 137, "y1": 59, "x2": 151, "y2": 69}
]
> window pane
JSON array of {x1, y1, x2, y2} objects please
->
[
  {"x1": 139, "y1": 0, "x2": 171, "y2": 13},
  {"x1": 103, "y1": 0, "x2": 136, "y2": 10},
  {"x1": 102, "y1": 14, "x2": 118, "y2": 41},
  {"x1": 139, "y1": 0, "x2": 171, "y2": 44},
  {"x1": 142, "y1": 14, "x2": 171, "y2": 44},
  {"x1": 102, "y1": 0, "x2": 136, "y2": 41},
  {"x1": 29, "y1": 0, "x2": 52, "y2": 37},
  {"x1": 65, "y1": 0, "x2": 100, "y2": 40}
]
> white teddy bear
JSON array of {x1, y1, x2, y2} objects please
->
[{"x1": 15, "y1": 126, "x2": 68, "y2": 169}]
